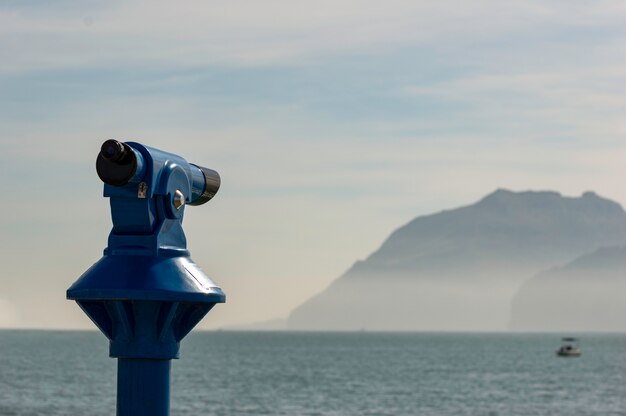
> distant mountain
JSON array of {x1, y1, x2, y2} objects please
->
[
  {"x1": 510, "y1": 246, "x2": 626, "y2": 332},
  {"x1": 288, "y1": 190, "x2": 626, "y2": 331}
]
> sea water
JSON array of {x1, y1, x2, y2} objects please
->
[{"x1": 1, "y1": 331, "x2": 625, "y2": 415}]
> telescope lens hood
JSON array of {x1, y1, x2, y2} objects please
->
[
  {"x1": 189, "y1": 165, "x2": 220, "y2": 205},
  {"x1": 96, "y1": 140, "x2": 138, "y2": 186}
]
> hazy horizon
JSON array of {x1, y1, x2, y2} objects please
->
[{"x1": 2, "y1": 1, "x2": 626, "y2": 330}]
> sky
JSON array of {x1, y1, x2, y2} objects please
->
[{"x1": 1, "y1": 0, "x2": 626, "y2": 329}]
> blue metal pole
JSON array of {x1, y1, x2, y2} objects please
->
[{"x1": 117, "y1": 359, "x2": 171, "y2": 416}]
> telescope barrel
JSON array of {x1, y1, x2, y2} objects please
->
[{"x1": 96, "y1": 140, "x2": 220, "y2": 205}]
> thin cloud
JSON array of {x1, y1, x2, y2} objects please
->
[{"x1": 3, "y1": 1, "x2": 625, "y2": 72}]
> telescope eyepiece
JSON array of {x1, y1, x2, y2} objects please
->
[
  {"x1": 101, "y1": 139, "x2": 127, "y2": 162},
  {"x1": 96, "y1": 140, "x2": 140, "y2": 186}
]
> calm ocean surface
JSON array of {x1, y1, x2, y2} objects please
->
[{"x1": 1, "y1": 331, "x2": 625, "y2": 415}]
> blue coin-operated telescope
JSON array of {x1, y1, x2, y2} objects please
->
[{"x1": 67, "y1": 140, "x2": 225, "y2": 416}]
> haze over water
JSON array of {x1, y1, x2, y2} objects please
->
[{"x1": 2, "y1": 330, "x2": 625, "y2": 415}]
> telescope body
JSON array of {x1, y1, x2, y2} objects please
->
[{"x1": 67, "y1": 141, "x2": 225, "y2": 416}]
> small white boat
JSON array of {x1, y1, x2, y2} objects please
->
[{"x1": 556, "y1": 337, "x2": 581, "y2": 357}]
